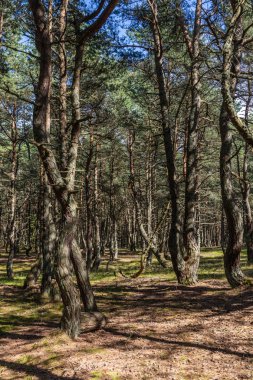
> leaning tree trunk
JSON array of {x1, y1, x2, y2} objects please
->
[{"x1": 148, "y1": 0, "x2": 185, "y2": 281}]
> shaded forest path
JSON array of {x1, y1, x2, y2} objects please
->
[{"x1": 0, "y1": 252, "x2": 253, "y2": 379}]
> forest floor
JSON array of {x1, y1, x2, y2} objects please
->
[{"x1": 0, "y1": 250, "x2": 253, "y2": 380}]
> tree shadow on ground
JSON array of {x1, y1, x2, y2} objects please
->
[
  {"x1": 0, "y1": 331, "x2": 43, "y2": 340},
  {"x1": 94, "y1": 281, "x2": 253, "y2": 316},
  {"x1": 103, "y1": 327, "x2": 253, "y2": 359},
  {"x1": 0, "y1": 359, "x2": 81, "y2": 380}
]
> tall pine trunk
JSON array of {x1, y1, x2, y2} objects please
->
[
  {"x1": 7, "y1": 105, "x2": 18, "y2": 279},
  {"x1": 220, "y1": 0, "x2": 246, "y2": 287}
]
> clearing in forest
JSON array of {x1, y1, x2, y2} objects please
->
[{"x1": 0, "y1": 249, "x2": 253, "y2": 380}]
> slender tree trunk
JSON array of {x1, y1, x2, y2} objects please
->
[
  {"x1": 148, "y1": 0, "x2": 185, "y2": 281},
  {"x1": 7, "y1": 105, "x2": 18, "y2": 279},
  {"x1": 59, "y1": 0, "x2": 69, "y2": 172},
  {"x1": 85, "y1": 128, "x2": 94, "y2": 270},
  {"x1": 40, "y1": 172, "x2": 57, "y2": 300},
  {"x1": 93, "y1": 145, "x2": 101, "y2": 270},
  {"x1": 109, "y1": 156, "x2": 118, "y2": 261},
  {"x1": 146, "y1": 133, "x2": 154, "y2": 265}
]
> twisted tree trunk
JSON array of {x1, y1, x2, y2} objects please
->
[{"x1": 29, "y1": 0, "x2": 118, "y2": 337}]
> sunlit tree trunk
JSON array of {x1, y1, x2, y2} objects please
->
[
  {"x1": 182, "y1": 0, "x2": 202, "y2": 284},
  {"x1": 220, "y1": 0, "x2": 246, "y2": 287},
  {"x1": 29, "y1": 0, "x2": 118, "y2": 337}
]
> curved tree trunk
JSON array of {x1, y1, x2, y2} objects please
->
[
  {"x1": 56, "y1": 196, "x2": 97, "y2": 337},
  {"x1": 220, "y1": 102, "x2": 245, "y2": 287},
  {"x1": 220, "y1": 0, "x2": 246, "y2": 287},
  {"x1": 29, "y1": 0, "x2": 119, "y2": 337},
  {"x1": 148, "y1": 0, "x2": 185, "y2": 281},
  {"x1": 55, "y1": 211, "x2": 81, "y2": 338}
]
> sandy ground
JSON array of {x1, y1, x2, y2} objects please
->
[{"x1": 0, "y1": 277, "x2": 253, "y2": 380}]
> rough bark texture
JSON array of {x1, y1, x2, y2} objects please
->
[
  {"x1": 220, "y1": 103, "x2": 245, "y2": 287},
  {"x1": 222, "y1": 0, "x2": 253, "y2": 147},
  {"x1": 29, "y1": 0, "x2": 119, "y2": 337},
  {"x1": 182, "y1": 0, "x2": 202, "y2": 284},
  {"x1": 59, "y1": 0, "x2": 69, "y2": 172},
  {"x1": 220, "y1": 0, "x2": 246, "y2": 287},
  {"x1": 40, "y1": 174, "x2": 57, "y2": 300}
]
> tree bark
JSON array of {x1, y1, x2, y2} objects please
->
[
  {"x1": 148, "y1": 0, "x2": 185, "y2": 281},
  {"x1": 6, "y1": 104, "x2": 18, "y2": 279},
  {"x1": 220, "y1": 0, "x2": 246, "y2": 287},
  {"x1": 29, "y1": 0, "x2": 118, "y2": 337},
  {"x1": 182, "y1": 0, "x2": 202, "y2": 284},
  {"x1": 40, "y1": 172, "x2": 57, "y2": 300}
]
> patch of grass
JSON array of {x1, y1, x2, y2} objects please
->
[
  {"x1": 90, "y1": 370, "x2": 120, "y2": 380},
  {"x1": 17, "y1": 355, "x2": 35, "y2": 365},
  {"x1": 80, "y1": 347, "x2": 106, "y2": 355},
  {"x1": 0, "y1": 258, "x2": 34, "y2": 287},
  {"x1": 40, "y1": 353, "x2": 63, "y2": 368}
]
